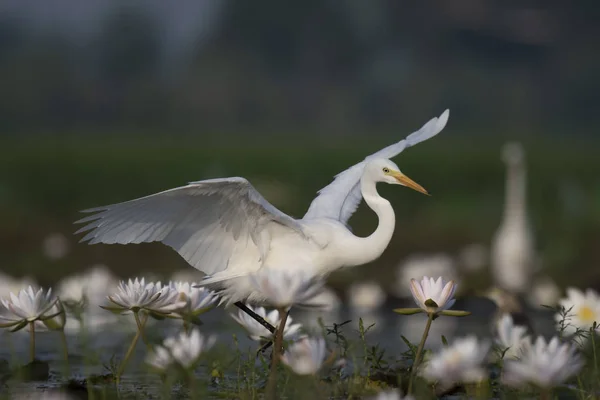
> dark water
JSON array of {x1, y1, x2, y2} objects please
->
[{"x1": 0, "y1": 297, "x2": 558, "y2": 398}]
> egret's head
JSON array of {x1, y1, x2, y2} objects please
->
[
  {"x1": 366, "y1": 159, "x2": 429, "y2": 195},
  {"x1": 501, "y1": 141, "x2": 525, "y2": 165}
]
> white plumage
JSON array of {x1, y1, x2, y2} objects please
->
[
  {"x1": 491, "y1": 142, "x2": 535, "y2": 294},
  {"x1": 76, "y1": 110, "x2": 449, "y2": 304}
]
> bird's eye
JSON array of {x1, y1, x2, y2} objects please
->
[{"x1": 383, "y1": 168, "x2": 390, "y2": 173}]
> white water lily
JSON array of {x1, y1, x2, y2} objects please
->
[
  {"x1": 495, "y1": 313, "x2": 531, "y2": 359},
  {"x1": 0, "y1": 286, "x2": 59, "y2": 331},
  {"x1": 102, "y1": 278, "x2": 185, "y2": 316},
  {"x1": 556, "y1": 287, "x2": 600, "y2": 336},
  {"x1": 409, "y1": 276, "x2": 457, "y2": 315},
  {"x1": 368, "y1": 390, "x2": 415, "y2": 400},
  {"x1": 348, "y1": 281, "x2": 386, "y2": 312},
  {"x1": 146, "y1": 328, "x2": 216, "y2": 371},
  {"x1": 395, "y1": 253, "x2": 458, "y2": 297},
  {"x1": 0, "y1": 273, "x2": 38, "y2": 300},
  {"x1": 57, "y1": 265, "x2": 118, "y2": 308},
  {"x1": 231, "y1": 305, "x2": 302, "y2": 341},
  {"x1": 280, "y1": 336, "x2": 327, "y2": 375},
  {"x1": 421, "y1": 335, "x2": 490, "y2": 385},
  {"x1": 168, "y1": 281, "x2": 218, "y2": 319},
  {"x1": 503, "y1": 336, "x2": 584, "y2": 388},
  {"x1": 250, "y1": 269, "x2": 325, "y2": 308}
]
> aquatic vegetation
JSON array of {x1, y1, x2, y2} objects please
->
[
  {"x1": 0, "y1": 286, "x2": 59, "y2": 329},
  {"x1": 494, "y1": 313, "x2": 532, "y2": 360},
  {"x1": 166, "y1": 281, "x2": 218, "y2": 330},
  {"x1": 368, "y1": 389, "x2": 415, "y2": 400},
  {"x1": 280, "y1": 337, "x2": 328, "y2": 375},
  {"x1": 146, "y1": 328, "x2": 216, "y2": 372},
  {"x1": 420, "y1": 335, "x2": 491, "y2": 386},
  {"x1": 0, "y1": 286, "x2": 62, "y2": 362},
  {"x1": 408, "y1": 276, "x2": 458, "y2": 316},
  {"x1": 231, "y1": 305, "x2": 302, "y2": 342},
  {"x1": 556, "y1": 287, "x2": 600, "y2": 336},
  {"x1": 101, "y1": 278, "x2": 186, "y2": 317},
  {"x1": 503, "y1": 336, "x2": 584, "y2": 397},
  {"x1": 394, "y1": 276, "x2": 470, "y2": 394},
  {"x1": 0, "y1": 273, "x2": 598, "y2": 399}
]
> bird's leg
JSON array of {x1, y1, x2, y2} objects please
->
[
  {"x1": 265, "y1": 307, "x2": 289, "y2": 399},
  {"x1": 259, "y1": 309, "x2": 289, "y2": 358},
  {"x1": 234, "y1": 302, "x2": 276, "y2": 333},
  {"x1": 257, "y1": 340, "x2": 274, "y2": 356}
]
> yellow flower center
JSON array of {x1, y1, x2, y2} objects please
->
[{"x1": 578, "y1": 305, "x2": 597, "y2": 323}]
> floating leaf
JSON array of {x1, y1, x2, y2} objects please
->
[
  {"x1": 393, "y1": 308, "x2": 423, "y2": 315},
  {"x1": 439, "y1": 310, "x2": 471, "y2": 317}
]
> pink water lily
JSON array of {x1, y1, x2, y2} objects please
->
[{"x1": 409, "y1": 276, "x2": 457, "y2": 314}]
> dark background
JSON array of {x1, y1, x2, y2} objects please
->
[{"x1": 0, "y1": 0, "x2": 598, "y2": 294}]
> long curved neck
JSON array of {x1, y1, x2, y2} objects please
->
[
  {"x1": 347, "y1": 178, "x2": 396, "y2": 266},
  {"x1": 503, "y1": 160, "x2": 526, "y2": 225}
]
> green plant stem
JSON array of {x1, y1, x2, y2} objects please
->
[
  {"x1": 188, "y1": 368, "x2": 202, "y2": 400},
  {"x1": 408, "y1": 312, "x2": 435, "y2": 395},
  {"x1": 312, "y1": 375, "x2": 325, "y2": 399},
  {"x1": 29, "y1": 321, "x2": 36, "y2": 362},
  {"x1": 133, "y1": 311, "x2": 149, "y2": 349},
  {"x1": 59, "y1": 329, "x2": 71, "y2": 376},
  {"x1": 591, "y1": 329, "x2": 598, "y2": 374},
  {"x1": 116, "y1": 313, "x2": 148, "y2": 381},
  {"x1": 265, "y1": 307, "x2": 289, "y2": 400},
  {"x1": 116, "y1": 328, "x2": 142, "y2": 382}
]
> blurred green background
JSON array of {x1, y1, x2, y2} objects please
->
[{"x1": 0, "y1": 1, "x2": 599, "y2": 293}]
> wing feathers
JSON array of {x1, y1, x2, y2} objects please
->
[
  {"x1": 76, "y1": 178, "x2": 310, "y2": 277},
  {"x1": 304, "y1": 110, "x2": 449, "y2": 224}
]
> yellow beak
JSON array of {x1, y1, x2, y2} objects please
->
[{"x1": 391, "y1": 171, "x2": 429, "y2": 196}]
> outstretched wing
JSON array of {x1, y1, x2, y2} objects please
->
[
  {"x1": 303, "y1": 109, "x2": 449, "y2": 225},
  {"x1": 75, "y1": 177, "x2": 308, "y2": 276}
]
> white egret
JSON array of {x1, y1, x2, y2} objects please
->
[
  {"x1": 491, "y1": 142, "x2": 535, "y2": 294},
  {"x1": 75, "y1": 110, "x2": 449, "y2": 326}
]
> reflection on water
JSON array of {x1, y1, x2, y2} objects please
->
[{"x1": 0, "y1": 297, "x2": 559, "y2": 397}]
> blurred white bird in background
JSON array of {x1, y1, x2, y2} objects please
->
[
  {"x1": 75, "y1": 110, "x2": 449, "y2": 325},
  {"x1": 491, "y1": 142, "x2": 536, "y2": 294}
]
